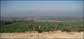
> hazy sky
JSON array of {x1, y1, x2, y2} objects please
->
[{"x1": 1, "y1": 1, "x2": 83, "y2": 17}]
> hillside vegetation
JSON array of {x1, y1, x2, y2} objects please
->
[{"x1": 0, "y1": 20, "x2": 84, "y2": 33}]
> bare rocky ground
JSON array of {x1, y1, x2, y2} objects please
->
[{"x1": 0, "y1": 31, "x2": 84, "y2": 39}]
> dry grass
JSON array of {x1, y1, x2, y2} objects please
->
[{"x1": 0, "y1": 31, "x2": 84, "y2": 39}]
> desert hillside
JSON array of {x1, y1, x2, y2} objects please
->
[{"x1": 0, "y1": 31, "x2": 84, "y2": 39}]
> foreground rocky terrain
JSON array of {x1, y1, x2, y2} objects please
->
[{"x1": 0, "y1": 31, "x2": 84, "y2": 39}]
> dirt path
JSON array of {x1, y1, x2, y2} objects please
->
[{"x1": 0, "y1": 31, "x2": 84, "y2": 39}]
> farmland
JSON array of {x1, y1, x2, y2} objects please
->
[{"x1": 0, "y1": 17, "x2": 83, "y2": 33}]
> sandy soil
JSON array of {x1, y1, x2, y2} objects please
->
[{"x1": 0, "y1": 31, "x2": 84, "y2": 39}]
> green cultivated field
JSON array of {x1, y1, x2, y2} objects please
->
[{"x1": 0, "y1": 20, "x2": 84, "y2": 33}]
